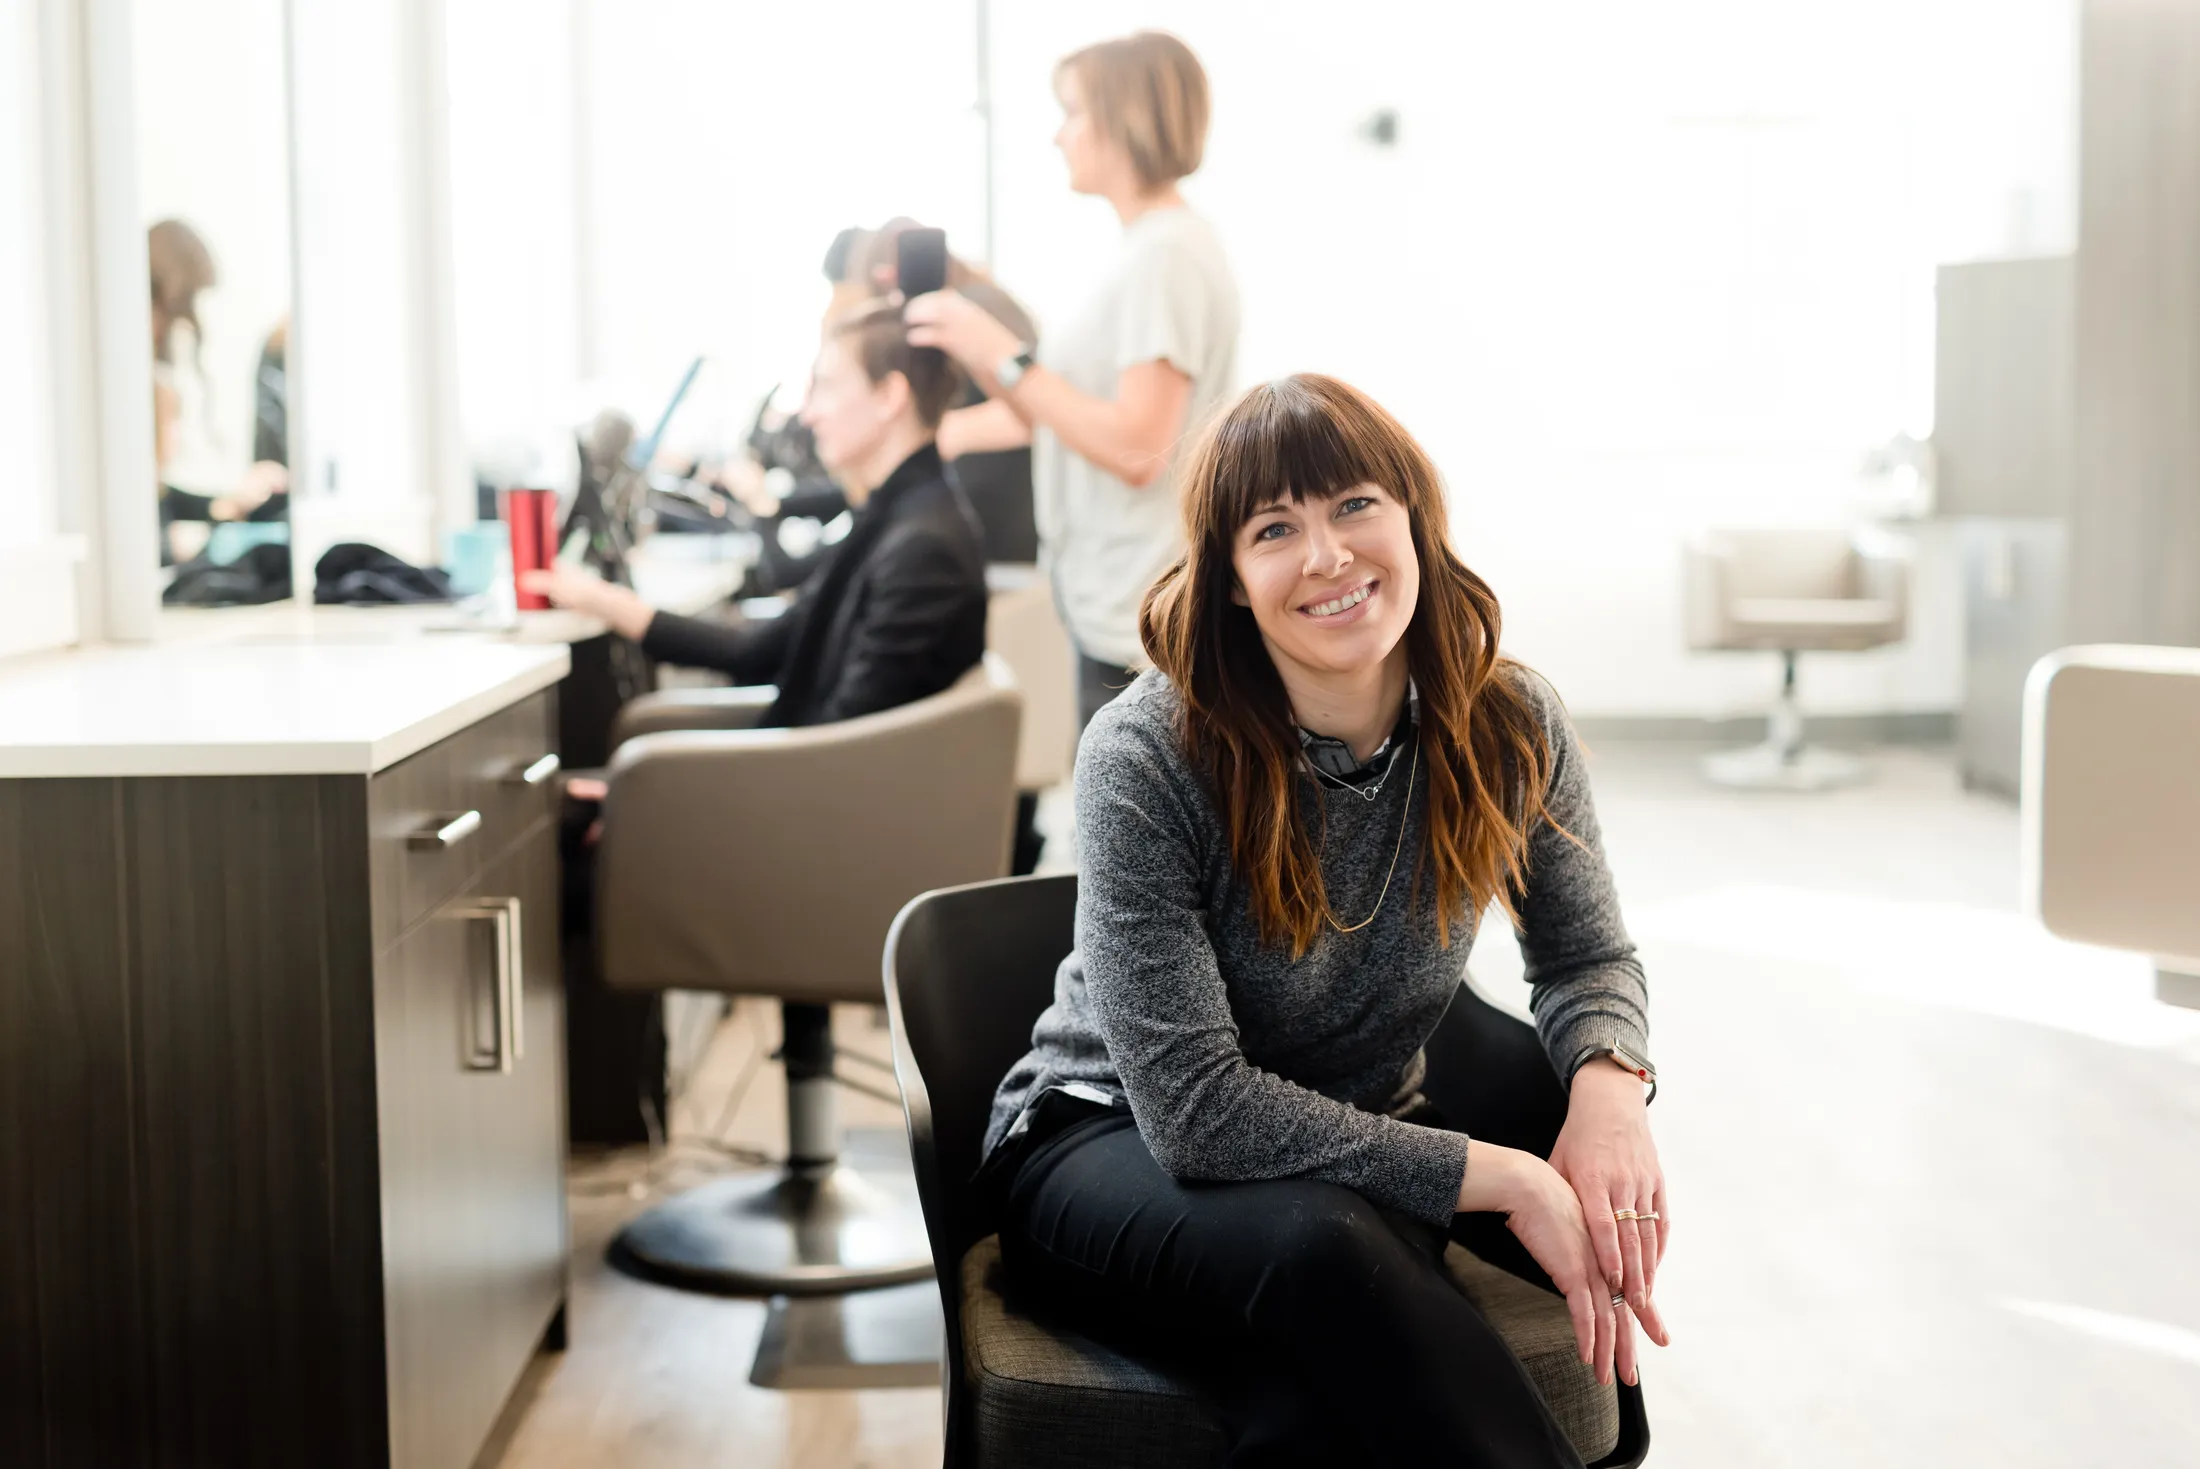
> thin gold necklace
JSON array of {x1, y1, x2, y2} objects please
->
[{"x1": 1322, "y1": 736, "x2": 1419, "y2": 934}]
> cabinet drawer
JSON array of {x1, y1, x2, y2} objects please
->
[
  {"x1": 370, "y1": 691, "x2": 558, "y2": 951},
  {"x1": 375, "y1": 830, "x2": 566, "y2": 1469}
]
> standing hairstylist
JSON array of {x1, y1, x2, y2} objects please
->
[{"x1": 906, "y1": 29, "x2": 1240, "y2": 732}]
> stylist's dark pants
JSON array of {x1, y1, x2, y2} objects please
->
[{"x1": 998, "y1": 1104, "x2": 1588, "y2": 1469}]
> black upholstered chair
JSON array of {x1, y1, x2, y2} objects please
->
[{"x1": 883, "y1": 873, "x2": 1652, "y2": 1468}]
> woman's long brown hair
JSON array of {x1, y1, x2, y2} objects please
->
[{"x1": 1140, "y1": 374, "x2": 1557, "y2": 957}]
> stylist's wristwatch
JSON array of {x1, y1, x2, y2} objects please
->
[
  {"x1": 995, "y1": 345, "x2": 1038, "y2": 391},
  {"x1": 1575, "y1": 1043, "x2": 1657, "y2": 1103}
]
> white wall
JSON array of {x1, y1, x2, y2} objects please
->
[
  {"x1": 0, "y1": 0, "x2": 55, "y2": 544},
  {"x1": 986, "y1": 0, "x2": 2077, "y2": 718},
  {"x1": 567, "y1": 0, "x2": 983, "y2": 457},
  {"x1": 444, "y1": 0, "x2": 582, "y2": 490},
  {"x1": 0, "y1": 0, "x2": 80, "y2": 658}
]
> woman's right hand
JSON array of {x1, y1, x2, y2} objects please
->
[
  {"x1": 1461, "y1": 1141, "x2": 1622, "y2": 1386},
  {"x1": 209, "y1": 460, "x2": 289, "y2": 520},
  {"x1": 518, "y1": 565, "x2": 656, "y2": 641},
  {"x1": 238, "y1": 459, "x2": 288, "y2": 506}
]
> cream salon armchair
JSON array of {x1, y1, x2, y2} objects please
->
[
  {"x1": 1684, "y1": 528, "x2": 1911, "y2": 790},
  {"x1": 986, "y1": 565, "x2": 1077, "y2": 872},
  {"x1": 593, "y1": 655, "x2": 1022, "y2": 1295},
  {"x1": 2023, "y1": 644, "x2": 2200, "y2": 1010}
]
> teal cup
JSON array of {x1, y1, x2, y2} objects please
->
[
  {"x1": 443, "y1": 522, "x2": 506, "y2": 597},
  {"x1": 205, "y1": 521, "x2": 290, "y2": 565}
]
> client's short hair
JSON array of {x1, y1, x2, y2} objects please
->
[
  {"x1": 1055, "y1": 30, "x2": 1210, "y2": 189},
  {"x1": 825, "y1": 298, "x2": 966, "y2": 430}
]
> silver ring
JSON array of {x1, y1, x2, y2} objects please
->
[{"x1": 1610, "y1": 1293, "x2": 1626, "y2": 1308}]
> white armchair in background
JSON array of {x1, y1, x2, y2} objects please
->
[
  {"x1": 1683, "y1": 528, "x2": 1911, "y2": 790},
  {"x1": 985, "y1": 565, "x2": 1077, "y2": 795},
  {"x1": 2022, "y1": 644, "x2": 2200, "y2": 1010}
]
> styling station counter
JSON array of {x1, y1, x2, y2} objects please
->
[
  {"x1": 152, "y1": 532, "x2": 758, "y2": 1147},
  {"x1": 0, "y1": 640, "x2": 572, "y2": 1469}
]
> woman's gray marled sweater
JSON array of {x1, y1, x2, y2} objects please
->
[{"x1": 984, "y1": 667, "x2": 1652, "y2": 1228}]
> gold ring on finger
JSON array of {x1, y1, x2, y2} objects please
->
[
  {"x1": 1636, "y1": 1211, "x2": 1660, "y2": 1221},
  {"x1": 1611, "y1": 1210, "x2": 1639, "y2": 1222}
]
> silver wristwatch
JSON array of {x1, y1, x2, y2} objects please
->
[
  {"x1": 995, "y1": 345, "x2": 1038, "y2": 391},
  {"x1": 1575, "y1": 1043, "x2": 1657, "y2": 1103}
]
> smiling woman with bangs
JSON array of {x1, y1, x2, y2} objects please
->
[{"x1": 978, "y1": 375, "x2": 1672, "y2": 1466}]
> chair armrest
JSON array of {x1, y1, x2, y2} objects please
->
[
  {"x1": 1853, "y1": 544, "x2": 1912, "y2": 630},
  {"x1": 1680, "y1": 538, "x2": 1733, "y2": 650},
  {"x1": 987, "y1": 575, "x2": 1076, "y2": 790},
  {"x1": 596, "y1": 667, "x2": 1022, "y2": 1004},
  {"x1": 2023, "y1": 644, "x2": 2200, "y2": 965},
  {"x1": 609, "y1": 685, "x2": 779, "y2": 750}
]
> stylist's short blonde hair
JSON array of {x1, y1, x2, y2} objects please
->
[{"x1": 1056, "y1": 31, "x2": 1210, "y2": 190}]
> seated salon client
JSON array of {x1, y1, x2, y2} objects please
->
[
  {"x1": 525, "y1": 298, "x2": 989, "y2": 737},
  {"x1": 981, "y1": 375, "x2": 1671, "y2": 1466}
]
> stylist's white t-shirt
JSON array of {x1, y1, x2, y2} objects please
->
[{"x1": 1034, "y1": 206, "x2": 1239, "y2": 668}]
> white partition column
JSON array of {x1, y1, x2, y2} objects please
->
[{"x1": 15, "y1": 0, "x2": 160, "y2": 648}]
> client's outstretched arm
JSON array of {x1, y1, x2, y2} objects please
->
[{"x1": 520, "y1": 564, "x2": 792, "y2": 685}]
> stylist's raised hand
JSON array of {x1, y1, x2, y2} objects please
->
[
  {"x1": 1549, "y1": 1060, "x2": 1672, "y2": 1386},
  {"x1": 903, "y1": 290, "x2": 1021, "y2": 378}
]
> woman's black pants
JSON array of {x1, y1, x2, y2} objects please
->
[{"x1": 997, "y1": 1100, "x2": 1589, "y2": 1468}]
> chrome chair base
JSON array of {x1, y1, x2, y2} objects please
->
[
  {"x1": 1703, "y1": 740, "x2": 1866, "y2": 792},
  {"x1": 1705, "y1": 657, "x2": 1868, "y2": 791},
  {"x1": 612, "y1": 1161, "x2": 933, "y2": 1297}
]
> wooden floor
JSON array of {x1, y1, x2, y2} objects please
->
[
  {"x1": 486, "y1": 745, "x2": 2200, "y2": 1468},
  {"x1": 483, "y1": 1001, "x2": 941, "y2": 1469}
]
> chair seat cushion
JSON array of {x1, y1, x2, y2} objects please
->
[
  {"x1": 1724, "y1": 596, "x2": 1904, "y2": 649},
  {"x1": 958, "y1": 1234, "x2": 1619, "y2": 1467}
]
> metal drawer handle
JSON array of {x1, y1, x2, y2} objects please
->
[
  {"x1": 408, "y1": 809, "x2": 483, "y2": 850},
  {"x1": 513, "y1": 753, "x2": 561, "y2": 787},
  {"x1": 457, "y1": 896, "x2": 524, "y2": 1072}
]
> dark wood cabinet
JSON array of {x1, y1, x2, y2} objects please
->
[
  {"x1": 0, "y1": 690, "x2": 567, "y2": 1469},
  {"x1": 379, "y1": 833, "x2": 567, "y2": 1469}
]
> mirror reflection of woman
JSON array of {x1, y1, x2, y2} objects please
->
[{"x1": 148, "y1": 219, "x2": 288, "y2": 557}]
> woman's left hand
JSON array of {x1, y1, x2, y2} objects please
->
[
  {"x1": 903, "y1": 290, "x2": 1022, "y2": 378},
  {"x1": 1548, "y1": 1060, "x2": 1672, "y2": 1384}
]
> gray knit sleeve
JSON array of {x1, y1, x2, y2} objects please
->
[
  {"x1": 1509, "y1": 669, "x2": 1654, "y2": 1087},
  {"x1": 1071, "y1": 707, "x2": 1474, "y2": 1227}
]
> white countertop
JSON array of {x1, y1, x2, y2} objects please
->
[
  {"x1": 0, "y1": 641, "x2": 571, "y2": 778},
  {"x1": 0, "y1": 531, "x2": 751, "y2": 778}
]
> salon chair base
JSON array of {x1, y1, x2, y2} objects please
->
[
  {"x1": 611, "y1": 1162, "x2": 934, "y2": 1296},
  {"x1": 1703, "y1": 739, "x2": 1866, "y2": 791},
  {"x1": 1703, "y1": 653, "x2": 1868, "y2": 791}
]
